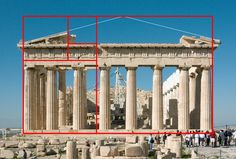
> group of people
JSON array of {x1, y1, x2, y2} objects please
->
[
  {"x1": 147, "y1": 129, "x2": 236, "y2": 150},
  {"x1": 183, "y1": 130, "x2": 236, "y2": 148}
]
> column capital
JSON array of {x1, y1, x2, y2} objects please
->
[
  {"x1": 126, "y1": 67, "x2": 137, "y2": 70},
  {"x1": 152, "y1": 65, "x2": 164, "y2": 70},
  {"x1": 58, "y1": 67, "x2": 67, "y2": 72},
  {"x1": 99, "y1": 66, "x2": 111, "y2": 71},
  {"x1": 45, "y1": 66, "x2": 56, "y2": 70},
  {"x1": 72, "y1": 66, "x2": 84, "y2": 70},
  {"x1": 201, "y1": 65, "x2": 211, "y2": 70},
  {"x1": 178, "y1": 66, "x2": 191, "y2": 70}
]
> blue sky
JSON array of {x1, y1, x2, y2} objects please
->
[{"x1": 0, "y1": 0, "x2": 235, "y2": 128}]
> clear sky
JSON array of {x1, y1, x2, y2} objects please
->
[{"x1": 0, "y1": 0, "x2": 235, "y2": 128}]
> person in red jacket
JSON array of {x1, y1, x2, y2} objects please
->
[{"x1": 210, "y1": 131, "x2": 216, "y2": 148}]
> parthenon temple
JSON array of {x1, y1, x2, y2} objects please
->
[{"x1": 18, "y1": 32, "x2": 220, "y2": 132}]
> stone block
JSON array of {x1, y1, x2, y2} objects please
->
[
  {"x1": 37, "y1": 139, "x2": 48, "y2": 145},
  {"x1": 81, "y1": 147, "x2": 90, "y2": 159},
  {"x1": 114, "y1": 157, "x2": 148, "y2": 159},
  {"x1": 0, "y1": 149, "x2": 15, "y2": 159},
  {"x1": 94, "y1": 157, "x2": 114, "y2": 159},
  {"x1": 96, "y1": 140, "x2": 105, "y2": 146},
  {"x1": 125, "y1": 144, "x2": 144, "y2": 157},
  {"x1": 37, "y1": 144, "x2": 46, "y2": 152},
  {"x1": 17, "y1": 150, "x2": 31, "y2": 158},
  {"x1": 110, "y1": 146, "x2": 118, "y2": 156},
  {"x1": 46, "y1": 148, "x2": 57, "y2": 155},
  {"x1": 5, "y1": 141, "x2": 19, "y2": 148},
  {"x1": 126, "y1": 136, "x2": 138, "y2": 143},
  {"x1": 49, "y1": 139, "x2": 60, "y2": 145},
  {"x1": 0, "y1": 141, "x2": 5, "y2": 148},
  {"x1": 23, "y1": 142, "x2": 36, "y2": 148},
  {"x1": 138, "y1": 142, "x2": 148, "y2": 157},
  {"x1": 90, "y1": 145, "x2": 100, "y2": 158},
  {"x1": 37, "y1": 151, "x2": 46, "y2": 157},
  {"x1": 100, "y1": 146, "x2": 111, "y2": 157}
]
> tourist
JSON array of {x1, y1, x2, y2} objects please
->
[
  {"x1": 147, "y1": 134, "x2": 154, "y2": 150},
  {"x1": 210, "y1": 131, "x2": 216, "y2": 148},
  {"x1": 184, "y1": 133, "x2": 190, "y2": 147},
  {"x1": 227, "y1": 130, "x2": 233, "y2": 146},
  {"x1": 189, "y1": 131, "x2": 193, "y2": 147},
  {"x1": 86, "y1": 140, "x2": 90, "y2": 147},
  {"x1": 224, "y1": 130, "x2": 228, "y2": 146},
  {"x1": 199, "y1": 132, "x2": 205, "y2": 147},
  {"x1": 206, "y1": 131, "x2": 210, "y2": 146},
  {"x1": 219, "y1": 130, "x2": 225, "y2": 146},
  {"x1": 233, "y1": 130, "x2": 236, "y2": 147},
  {"x1": 155, "y1": 134, "x2": 161, "y2": 145},
  {"x1": 162, "y1": 133, "x2": 167, "y2": 145},
  {"x1": 194, "y1": 132, "x2": 200, "y2": 147},
  {"x1": 23, "y1": 149, "x2": 27, "y2": 159}
]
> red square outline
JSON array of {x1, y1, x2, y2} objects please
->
[{"x1": 22, "y1": 15, "x2": 214, "y2": 135}]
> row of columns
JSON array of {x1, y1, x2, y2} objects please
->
[
  {"x1": 24, "y1": 67, "x2": 87, "y2": 131},
  {"x1": 163, "y1": 67, "x2": 211, "y2": 130},
  {"x1": 24, "y1": 65, "x2": 211, "y2": 131},
  {"x1": 99, "y1": 66, "x2": 212, "y2": 131}
]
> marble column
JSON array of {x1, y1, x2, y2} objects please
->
[
  {"x1": 66, "y1": 141, "x2": 77, "y2": 159},
  {"x1": 24, "y1": 67, "x2": 35, "y2": 131},
  {"x1": 39, "y1": 73, "x2": 46, "y2": 130},
  {"x1": 83, "y1": 70, "x2": 88, "y2": 128},
  {"x1": 178, "y1": 67, "x2": 190, "y2": 130},
  {"x1": 58, "y1": 69, "x2": 66, "y2": 128},
  {"x1": 189, "y1": 71, "x2": 197, "y2": 129},
  {"x1": 152, "y1": 66, "x2": 163, "y2": 130},
  {"x1": 126, "y1": 67, "x2": 137, "y2": 130},
  {"x1": 34, "y1": 70, "x2": 40, "y2": 130},
  {"x1": 99, "y1": 67, "x2": 110, "y2": 130},
  {"x1": 200, "y1": 67, "x2": 211, "y2": 130},
  {"x1": 73, "y1": 68, "x2": 83, "y2": 130},
  {"x1": 46, "y1": 67, "x2": 58, "y2": 130}
]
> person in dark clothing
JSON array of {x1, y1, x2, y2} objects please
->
[
  {"x1": 224, "y1": 130, "x2": 228, "y2": 146},
  {"x1": 163, "y1": 133, "x2": 167, "y2": 145},
  {"x1": 23, "y1": 149, "x2": 27, "y2": 159}
]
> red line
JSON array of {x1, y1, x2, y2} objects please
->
[
  {"x1": 211, "y1": 16, "x2": 214, "y2": 131},
  {"x1": 24, "y1": 132, "x2": 97, "y2": 135},
  {"x1": 95, "y1": 16, "x2": 98, "y2": 133},
  {"x1": 97, "y1": 131, "x2": 212, "y2": 135},
  {"x1": 24, "y1": 15, "x2": 212, "y2": 18},
  {"x1": 24, "y1": 59, "x2": 96, "y2": 62},
  {"x1": 67, "y1": 16, "x2": 70, "y2": 60},
  {"x1": 24, "y1": 15, "x2": 97, "y2": 18}
]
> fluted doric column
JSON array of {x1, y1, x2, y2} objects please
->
[
  {"x1": 46, "y1": 67, "x2": 58, "y2": 130},
  {"x1": 39, "y1": 73, "x2": 46, "y2": 130},
  {"x1": 99, "y1": 67, "x2": 110, "y2": 130},
  {"x1": 73, "y1": 67, "x2": 84, "y2": 130},
  {"x1": 24, "y1": 67, "x2": 35, "y2": 131},
  {"x1": 189, "y1": 69, "x2": 197, "y2": 129},
  {"x1": 82, "y1": 70, "x2": 88, "y2": 128},
  {"x1": 200, "y1": 67, "x2": 211, "y2": 130},
  {"x1": 126, "y1": 67, "x2": 137, "y2": 130},
  {"x1": 58, "y1": 69, "x2": 66, "y2": 128},
  {"x1": 178, "y1": 67, "x2": 190, "y2": 130},
  {"x1": 152, "y1": 66, "x2": 163, "y2": 130}
]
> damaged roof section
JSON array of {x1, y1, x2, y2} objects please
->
[
  {"x1": 18, "y1": 32, "x2": 76, "y2": 46},
  {"x1": 17, "y1": 32, "x2": 220, "y2": 49},
  {"x1": 180, "y1": 35, "x2": 221, "y2": 48}
]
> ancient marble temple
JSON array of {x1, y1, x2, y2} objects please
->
[{"x1": 17, "y1": 33, "x2": 220, "y2": 132}]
